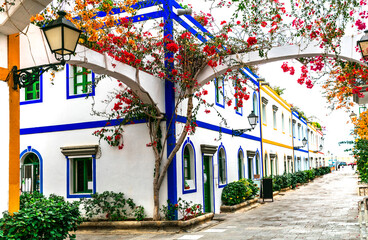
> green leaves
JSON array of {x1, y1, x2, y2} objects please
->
[
  {"x1": 221, "y1": 178, "x2": 258, "y2": 206},
  {"x1": 80, "y1": 191, "x2": 145, "y2": 221},
  {"x1": 0, "y1": 192, "x2": 82, "y2": 240}
]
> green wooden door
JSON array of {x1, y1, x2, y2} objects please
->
[
  {"x1": 248, "y1": 158, "x2": 253, "y2": 179},
  {"x1": 203, "y1": 156, "x2": 212, "y2": 213}
]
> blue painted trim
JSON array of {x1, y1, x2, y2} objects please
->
[
  {"x1": 74, "y1": 0, "x2": 162, "y2": 20},
  {"x1": 215, "y1": 77, "x2": 225, "y2": 108},
  {"x1": 176, "y1": 116, "x2": 261, "y2": 142},
  {"x1": 237, "y1": 147, "x2": 245, "y2": 180},
  {"x1": 66, "y1": 155, "x2": 97, "y2": 199},
  {"x1": 172, "y1": 14, "x2": 207, "y2": 42},
  {"x1": 163, "y1": 0, "x2": 178, "y2": 217},
  {"x1": 239, "y1": 68, "x2": 258, "y2": 86},
  {"x1": 293, "y1": 148, "x2": 309, "y2": 153},
  {"x1": 129, "y1": 11, "x2": 164, "y2": 23},
  {"x1": 19, "y1": 146, "x2": 44, "y2": 193},
  {"x1": 20, "y1": 74, "x2": 43, "y2": 105},
  {"x1": 66, "y1": 64, "x2": 96, "y2": 100},
  {"x1": 20, "y1": 118, "x2": 146, "y2": 135},
  {"x1": 217, "y1": 143, "x2": 227, "y2": 188},
  {"x1": 182, "y1": 137, "x2": 197, "y2": 194}
]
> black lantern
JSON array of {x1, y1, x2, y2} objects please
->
[
  {"x1": 302, "y1": 137, "x2": 307, "y2": 147},
  {"x1": 319, "y1": 144, "x2": 323, "y2": 151},
  {"x1": 232, "y1": 111, "x2": 259, "y2": 136},
  {"x1": 10, "y1": 11, "x2": 81, "y2": 90},
  {"x1": 350, "y1": 111, "x2": 357, "y2": 121},
  {"x1": 295, "y1": 137, "x2": 308, "y2": 149},
  {"x1": 357, "y1": 30, "x2": 368, "y2": 61},
  {"x1": 42, "y1": 11, "x2": 81, "y2": 62}
]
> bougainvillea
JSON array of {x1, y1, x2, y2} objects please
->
[{"x1": 27, "y1": 0, "x2": 368, "y2": 220}]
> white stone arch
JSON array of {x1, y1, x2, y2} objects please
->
[
  {"x1": 19, "y1": 25, "x2": 366, "y2": 112},
  {"x1": 196, "y1": 35, "x2": 365, "y2": 86}
]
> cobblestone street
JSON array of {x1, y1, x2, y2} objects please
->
[{"x1": 76, "y1": 168, "x2": 361, "y2": 240}]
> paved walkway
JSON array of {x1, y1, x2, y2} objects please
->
[{"x1": 76, "y1": 168, "x2": 361, "y2": 240}]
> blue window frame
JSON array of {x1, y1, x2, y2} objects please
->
[
  {"x1": 66, "y1": 64, "x2": 96, "y2": 99},
  {"x1": 215, "y1": 77, "x2": 225, "y2": 108},
  {"x1": 66, "y1": 155, "x2": 96, "y2": 198},
  {"x1": 218, "y1": 144, "x2": 227, "y2": 187},
  {"x1": 182, "y1": 138, "x2": 197, "y2": 194},
  {"x1": 235, "y1": 96, "x2": 243, "y2": 116}
]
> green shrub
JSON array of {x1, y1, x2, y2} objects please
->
[
  {"x1": 247, "y1": 179, "x2": 259, "y2": 197},
  {"x1": 238, "y1": 178, "x2": 254, "y2": 198},
  {"x1": 80, "y1": 191, "x2": 145, "y2": 221},
  {"x1": 0, "y1": 192, "x2": 82, "y2": 240},
  {"x1": 305, "y1": 169, "x2": 315, "y2": 180},
  {"x1": 221, "y1": 181, "x2": 250, "y2": 206}
]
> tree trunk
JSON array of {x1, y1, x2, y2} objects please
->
[{"x1": 152, "y1": 185, "x2": 160, "y2": 220}]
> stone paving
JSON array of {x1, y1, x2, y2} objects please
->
[{"x1": 75, "y1": 167, "x2": 361, "y2": 240}]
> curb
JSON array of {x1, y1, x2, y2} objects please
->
[{"x1": 77, "y1": 213, "x2": 214, "y2": 232}]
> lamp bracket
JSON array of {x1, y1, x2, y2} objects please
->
[
  {"x1": 12, "y1": 62, "x2": 65, "y2": 90},
  {"x1": 232, "y1": 128, "x2": 252, "y2": 137}
]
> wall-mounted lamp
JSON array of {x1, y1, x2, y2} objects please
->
[
  {"x1": 232, "y1": 111, "x2": 258, "y2": 136},
  {"x1": 177, "y1": 8, "x2": 192, "y2": 16},
  {"x1": 357, "y1": 30, "x2": 368, "y2": 61},
  {"x1": 294, "y1": 137, "x2": 307, "y2": 149},
  {"x1": 10, "y1": 11, "x2": 81, "y2": 90}
]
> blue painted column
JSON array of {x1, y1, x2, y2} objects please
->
[{"x1": 163, "y1": 0, "x2": 177, "y2": 213}]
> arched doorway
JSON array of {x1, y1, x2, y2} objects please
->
[{"x1": 21, "y1": 153, "x2": 40, "y2": 192}]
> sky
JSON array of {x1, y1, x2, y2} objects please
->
[{"x1": 258, "y1": 61, "x2": 356, "y2": 158}]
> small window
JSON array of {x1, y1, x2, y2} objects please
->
[
  {"x1": 264, "y1": 154, "x2": 268, "y2": 177},
  {"x1": 67, "y1": 64, "x2": 95, "y2": 99},
  {"x1": 73, "y1": 158, "x2": 93, "y2": 194},
  {"x1": 215, "y1": 77, "x2": 225, "y2": 107},
  {"x1": 218, "y1": 148, "x2": 227, "y2": 185},
  {"x1": 262, "y1": 103, "x2": 267, "y2": 124},
  {"x1": 21, "y1": 75, "x2": 42, "y2": 105},
  {"x1": 289, "y1": 118, "x2": 292, "y2": 135},
  {"x1": 273, "y1": 110, "x2": 277, "y2": 129},
  {"x1": 282, "y1": 114, "x2": 285, "y2": 132},
  {"x1": 252, "y1": 93, "x2": 258, "y2": 116}
]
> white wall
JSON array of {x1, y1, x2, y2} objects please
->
[
  {"x1": 0, "y1": 33, "x2": 7, "y2": 70},
  {"x1": 0, "y1": 82, "x2": 9, "y2": 215}
]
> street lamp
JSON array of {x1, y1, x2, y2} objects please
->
[
  {"x1": 294, "y1": 137, "x2": 307, "y2": 149},
  {"x1": 10, "y1": 11, "x2": 81, "y2": 90},
  {"x1": 232, "y1": 111, "x2": 258, "y2": 136},
  {"x1": 350, "y1": 111, "x2": 357, "y2": 121},
  {"x1": 357, "y1": 30, "x2": 368, "y2": 61}
]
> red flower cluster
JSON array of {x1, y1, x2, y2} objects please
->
[
  {"x1": 247, "y1": 37, "x2": 257, "y2": 46},
  {"x1": 355, "y1": 19, "x2": 366, "y2": 30},
  {"x1": 166, "y1": 42, "x2": 179, "y2": 52},
  {"x1": 281, "y1": 62, "x2": 295, "y2": 75}
]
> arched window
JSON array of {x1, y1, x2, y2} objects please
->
[
  {"x1": 238, "y1": 150, "x2": 244, "y2": 179},
  {"x1": 255, "y1": 153, "x2": 260, "y2": 177},
  {"x1": 183, "y1": 146, "x2": 191, "y2": 180},
  {"x1": 284, "y1": 156, "x2": 287, "y2": 174},
  {"x1": 182, "y1": 142, "x2": 196, "y2": 192},
  {"x1": 215, "y1": 77, "x2": 225, "y2": 107},
  {"x1": 282, "y1": 113, "x2": 285, "y2": 132},
  {"x1": 218, "y1": 148, "x2": 227, "y2": 185},
  {"x1": 253, "y1": 92, "x2": 258, "y2": 116},
  {"x1": 264, "y1": 154, "x2": 268, "y2": 177},
  {"x1": 21, "y1": 153, "x2": 40, "y2": 193}
]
